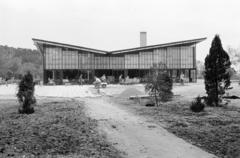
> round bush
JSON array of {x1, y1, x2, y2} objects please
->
[{"x1": 190, "y1": 96, "x2": 205, "y2": 113}]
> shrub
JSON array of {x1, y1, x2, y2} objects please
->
[
  {"x1": 16, "y1": 72, "x2": 36, "y2": 114},
  {"x1": 145, "y1": 63, "x2": 173, "y2": 106},
  {"x1": 190, "y1": 96, "x2": 205, "y2": 112}
]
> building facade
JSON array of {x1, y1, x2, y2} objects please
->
[{"x1": 33, "y1": 33, "x2": 206, "y2": 84}]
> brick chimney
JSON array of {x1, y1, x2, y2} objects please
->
[{"x1": 140, "y1": 32, "x2": 147, "y2": 47}]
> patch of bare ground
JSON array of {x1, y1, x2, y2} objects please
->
[
  {"x1": 114, "y1": 96, "x2": 240, "y2": 158},
  {"x1": 0, "y1": 98, "x2": 123, "y2": 158}
]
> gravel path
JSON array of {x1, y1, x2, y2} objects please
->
[{"x1": 81, "y1": 97, "x2": 217, "y2": 158}]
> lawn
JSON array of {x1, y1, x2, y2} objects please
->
[
  {"x1": 114, "y1": 95, "x2": 240, "y2": 158},
  {"x1": 0, "y1": 98, "x2": 122, "y2": 158}
]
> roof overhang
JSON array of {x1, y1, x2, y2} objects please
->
[
  {"x1": 32, "y1": 38, "x2": 108, "y2": 54},
  {"x1": 110, "y1": 37, "x2": 207, "y2": 54},
  {"x1": 32, "y1": 37, "x2": 206, "y2": 55}
]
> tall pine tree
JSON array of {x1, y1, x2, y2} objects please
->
[{"x1": 204, "y1": 35, "x2": 231, "y2": 106}]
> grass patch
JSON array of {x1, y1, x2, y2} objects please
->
[
  {"x1": 114, "y1": 97, "x2": 240, "y2": 158},
  {"x1": 0, "y1": 98, "x2": 122, "y2": 158}
]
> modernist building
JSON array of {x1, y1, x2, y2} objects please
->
[{"x1": 33, "y1": 32, "x2": 206, "y2": 84}]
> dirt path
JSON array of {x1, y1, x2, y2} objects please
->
[{"x1": 80, "y1": 97, "x2": 217, "y2": 158}]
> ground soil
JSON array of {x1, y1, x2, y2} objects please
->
[{"x1": 0, "y1": 98, "x2": 123, "y2": 158}]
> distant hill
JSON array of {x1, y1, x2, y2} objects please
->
[{"x1": 0, "y1": 45, "x2": 42, "y2": 79}]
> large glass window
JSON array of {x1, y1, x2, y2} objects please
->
[
  {"x1": 62, "y1": 50, "x2": 78, "y2": 69},
  {"x1": 44, "y1": 45, "x2": 194, "y2": 71},
  {"x1": 153, "y1": 48, "x2": 167, "y2": 67},
  {"x1": 139, "y1": 51, "x2": 153, "y2": 69},
  {"x1": 125, "y1": 54, "x2": 139, "y2": 69},
  {"x1": 45, "y1": 47, "x2": 62, "y2": 69},
  {"x1": 180, "y1": 46, "x2": 193, "y2": 68},
  {"x1": 79, "y1": 53, "x2": 94, "y2": 69},
  {"x1": 109, "y1": 56, "x2": 124, "y2": 69},
  {"x1": 167, "y1": 47, "x2": 181, "y2": 69},
  {"x1": 94, "y1": 55, "x2": 110, "y2": 69}
]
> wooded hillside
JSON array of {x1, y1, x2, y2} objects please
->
[{"x1": 0, "y1": 45, "x2": 42, "y2": 79}]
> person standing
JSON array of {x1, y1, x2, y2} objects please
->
[
  {"x1": 79, "y1": 74, "x2": 83, "y2": 85},
  {"x1": 119, "y1": 74, "x2": 123, "y2": 83},
  {"x1": 94, "y1": 76, "x2": 101, "y2": 93},
  {"x1": 180, "y1": 73, "x2": 184, "y2": 85}
]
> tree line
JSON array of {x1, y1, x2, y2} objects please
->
[{"x1": 0, "y1": 45, "x2": 42, "y2": 80}]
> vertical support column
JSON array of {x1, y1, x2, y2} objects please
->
[
  {"x1": 195, "y1": 68, "x2": 198, "y2": 82},
  {"x1": 189, "y1": 69, "x2": 192, "y2": 82},
  {"x1": 87, "y1": 70, "x2": 90, "y2": 81},
  {"x1": 124, "y1": 69, "x2": 128, "y2": 78},
  {"x1": 165, "y1": 48, "x2": 168, "y2": 69},
  {"x1": 193, "y1": 45, "x2": 197, "y2": 82},
  {"x1": 193, "y1": 45, "x2": 196, "y2": 69},
  {"x1": 194, "y1": 69, "x2": 197, "y2": 82},
  {"x1": 177, "y1": 69, "x2": 180, "y2": 79},
  {"x1": 53, "y1": 70, "x2": 57, "y2": 81},
  {"x1": 60, "y1": 70, "x2": 63, "y2": 84},
  {"x1": 170, "y1": 70, "x2": 173, "y2": 79},
  {"x1": 138, "y1": 53, "x2": 140, "y2": 78},
  {"x1": 43, "y1": 70, "x2": 48, "y2": 84},
  {"x1": 92, "y1": 69, "x2": 95, "y2": 79}
]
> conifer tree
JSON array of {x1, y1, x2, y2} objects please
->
[
  {"x1": 17, "y1": 71, "x2": 36, "y2": 114},
  {"x1": 204, "y1": 35, "x2": 231, "y2": 106},
  {"x1": 145, "y1": 63, "x2": 173, "y2": 106}
]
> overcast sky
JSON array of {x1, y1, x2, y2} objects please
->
[{"x1": 1, "y1": 0, "x2": 240, "y2": 61}]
